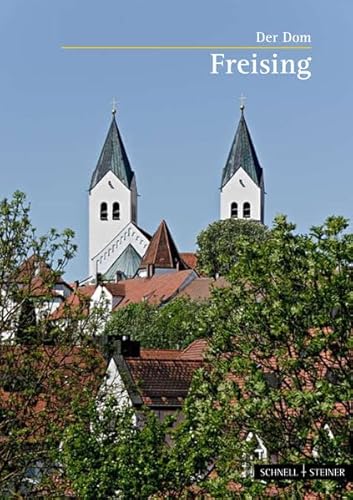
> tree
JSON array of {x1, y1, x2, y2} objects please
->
[
  {"x1": 15, "y1": 298, "x2": 37, "y2": 343},
  {"x1": 105, "y1": 296, "x2": 210, "y2": 349},
  {"x1": 169, "y1": 215, "x2": 352, "y2": 498},
  {"x1": 196, "y1": 218, "x2": 268, "y2": 278},
  {"x1": 61, "y1": 396, "x2": 171, "y2": 500},
  {"x1": 0, "y1": 192, "x2": 104, "y2": 496}
]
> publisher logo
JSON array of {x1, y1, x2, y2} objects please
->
[{"x1": 254, "y1": 464, "x2": 352, "y2": 481}]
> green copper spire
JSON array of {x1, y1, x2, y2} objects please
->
[
  {"x1": 90, "y1": 111, "x2": 134, "y2": 191},
  {"x1": 221, "y1": 106, "x2": 263, "y2": 188},
  {"x1": 103, "y1": 244, "x2": 142, "y2": 280}
]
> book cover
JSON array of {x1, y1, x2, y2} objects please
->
[{"x1": 0, "y1": 1, "x2": 351, "y2": 497}]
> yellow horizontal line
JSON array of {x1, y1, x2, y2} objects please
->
[{"x1": 61, "y1": 45, "x2": 312, "y2": 51}]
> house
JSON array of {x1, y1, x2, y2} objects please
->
[
  {"x1": 0, "y1": 344, "x2": 105, "y2": 493},
  {"x1": 91, "y1": 269, "x2": 197, "y2": 311},
  {"x1": 0, "y1": 256, "x2": 74, "y2": 342},
  {"x1": 178, "y1": 276, "x2": 230, "y2": 301},
  {"x1": 104, "y1": 336, "x2": 207, "y2": 420}
]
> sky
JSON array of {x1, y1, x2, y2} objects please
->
[{"x1": 0, "y1": 1, "x2": 352, "y2": 280}]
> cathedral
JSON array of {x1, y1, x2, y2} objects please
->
[{"x1": 86, "y1": 103, "x2": 264, "y2": 283}]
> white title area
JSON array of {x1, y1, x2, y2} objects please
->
[{"x1": 210, "y1": 31, "x2": 313, "y2": 81}]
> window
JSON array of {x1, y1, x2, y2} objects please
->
[
  {"x1": 230, "y1": 202, "x2": 238, "y2": 218},
  {"x1": 112, "y1": 202, "x2": 120, "y2": 220},
  {"x1": 100, "y1": 202, "x2": 108, "y2": 220},
  {"x1": 243, "y1": 202, "x2": 251, "y2": 218}
]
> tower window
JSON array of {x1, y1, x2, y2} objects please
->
[
  {"x1": 100, "y1": 202, "x2": 108, "y2": 220},
  {"x1": 230, "y1": 202, "x2": 238, "y2": 218},
  {"x1": 243, "y1": 202, "x2": 251, "y2": 218},
  {"x1": 112, "y1": 202, "x2": 120, "y2": 220}
]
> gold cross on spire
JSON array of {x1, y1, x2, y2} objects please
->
[
  {"x1": 112, "y1": 97, "x2": 117, "y2": 116},
  {"x1": 239, "y1": 93, "x2": 246, "y2": 112}
]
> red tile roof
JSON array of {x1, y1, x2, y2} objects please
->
[
  {"x1": 180, "y1": 252, "x2": 197, "y2": 270},
  {"x1": 122, "y1": 340, "x2": 207, "y2": 407},
  {"x1": 179, "y1": 339, "x2": 208, "y2": 360},
  {"x1": 139, "y1": 349, "x2": 182, "y2": 360},
  {"x1": 140, "y1": 220, "x2": 188, "y2": 270},
  {"x1": 114, "y1": 270, "x2": 195, "y2": 308},
  {"x1": 51, "y1": 285, "x2": 96, "y2": 319},
  {"x1": 52, "y1": 271, "x2": 197, "y2": 318},
  {"x1": 179, "y1": 277, "x2": 229, "y2": 301},
  {"x1": 0, "y1": 346, "x2": 105, "y2": 435},
  {"x1": 16, "y1": 255, "x2": 73, "y2": 298},
  {"x1": 125, "y1": 358, "x2": 203, "y2": 407},
  {"x1": 139, "y1": 340, "x2": 207, "y2": 361},
  {"x1": 104, "y1": 282, "x2": 125, "y2": 297}
]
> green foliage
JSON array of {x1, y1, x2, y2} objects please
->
[
  {"x1": 0, "y1": 192, "x2": 104, "y2": 496},
  {"x1": 0, "y1": 191, "x2": 77, "y2": 280},
  {"x1": 196, "y1": 218, "x2": 268, "y2": 277},
  {"x1": 61, "y1": 397, "x2": 171, "y2": 500},
  {"x1": 170, "y1": 215, "x2": 352, "y2": 497},
  {"x1": 2, "y1": 197, "x2": 351, "y2": 498},
  {"x1": 15, "y1": 298, "x2": 37, "y2": 343},
  {"x1": 105, "y1": 296, "x2": 210, "y2": 349}
]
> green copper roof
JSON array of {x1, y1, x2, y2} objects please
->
[
  {"x1": 90, "y1": 114, "x2": 134, "y2": 191},
  {"x1": 103, "y1": 244, "x2": 141, "y2": 280},
  {"x1": 221, "y1": 110, "x2": 263, "y2": 188}
]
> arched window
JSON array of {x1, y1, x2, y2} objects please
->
[
  {"x1": 100, "y1": 202, "x2": 108, "y2": 221},
  {"x1": 230, "y1": 202, "x2": 238, "y2": 218},
  {"x1": 243, "y1": 202, "x2": 251, "y2": 218},
  {"x1": 112, "y1": 202, "x2": 120, "y2": 220}
]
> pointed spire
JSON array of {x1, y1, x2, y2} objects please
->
[
  {"x1": 140, "y1": 220, "x2": 188, "y2": 270},
  {"x1": 221, "y1": 106, "x2": 263, "y2": 188},
  {"x1": 90, "y1": 112, "x2": 134, "y2": 191}
]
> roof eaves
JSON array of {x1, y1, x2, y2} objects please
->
[{"x1": 112, "y1": 354, "x2": 143, "y2": 407}]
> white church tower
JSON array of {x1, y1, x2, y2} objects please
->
[
  {"x1": 88, "y1": 107, "x2": 150, "y2": 280},
  {"x1": 220, "y1": 103, "x2": 264, "y2": 223}
]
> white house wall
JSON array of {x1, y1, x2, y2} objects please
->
[{"x1": 105, "y1": 358, "x2": 135, "y2": 413}]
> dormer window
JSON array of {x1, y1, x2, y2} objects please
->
[
  {"x1": 243, "y1": 202, "x2": 251, "y2": 218},
  {"x1": 112, "y1": 202, "x2": 120, "y2": 220},
  {"x1": 100, "y1": 202, "x2": 108, "y2": 220},
  {"x1": 231, "y1": 202, "x2": 238, "y2": 218}
]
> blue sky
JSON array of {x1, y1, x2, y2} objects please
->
[{"x1": 0, "y1": 1, "x2": 352, "y2": 280}]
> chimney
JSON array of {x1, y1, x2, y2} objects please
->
[
  {"x1": 120, "y1": 335, "x2": 140, "y2": 357},
  {"x1": 147, "y1": 263, "x2": 155, "y2": 278},
  {"x1": 116, "y1": 271, "x2": 124, "y2": 282},
  {"x1": 96, "y1": 272, "x2": 103, "y2": 284},
  {"x1": 100, "y1": 334, "x2": 140, "y2": 359}
]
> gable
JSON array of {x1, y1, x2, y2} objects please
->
[
  {"x1": 91, "y1": 222, "x2": 151, "y2": 277},
  {"x1": 103, "y1": 244, "x2": 142, "y2": 280}
]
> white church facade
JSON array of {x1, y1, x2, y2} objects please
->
[
  {"x1": 87, "y1": 103, "x2": 265, "y2": 283},
  {"x1": 88, "y1": 108, "x2": 151, "y2": 281}
]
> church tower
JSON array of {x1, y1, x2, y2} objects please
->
[
  {"x1": 220, "y1": 104, "x2": 264, "y2": 223},
  {"x1": 88, "y1": 108, "x2": 139, "y2": 278}
]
